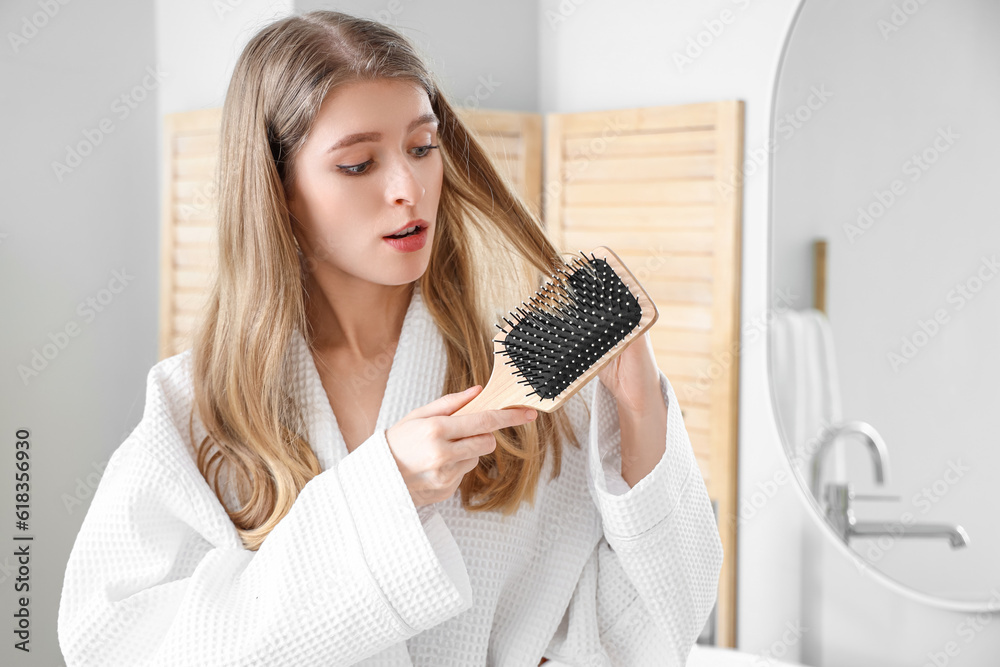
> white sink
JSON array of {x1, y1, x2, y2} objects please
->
[{"x1": 688, "y1": 645, "x2": 808, "y2": 666}]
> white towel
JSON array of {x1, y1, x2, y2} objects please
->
[{"x1": 770, "y1": 308, "x2": 843, "y2": 478}]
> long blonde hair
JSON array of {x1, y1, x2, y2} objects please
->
[{"x1": 189, "y1": 10, "x2": 580, "y2": 551}]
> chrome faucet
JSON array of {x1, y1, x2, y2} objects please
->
[
  {"x1": 823, "y1": 483, "x2": 970, "y2": 548},
  {"x1": 810, "y1": 420, "x2": 890, "y2": 500},
  {"x1": 812, "y1": 420, "x2": 969, "y2": 549}
]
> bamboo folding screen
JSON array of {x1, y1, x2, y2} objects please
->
[
  {"x1": 159, "y1": 100, "x2": 744, "y2": 647},
  {"x1": 544, "y1": 102, "x2": 743, "y2": 646}
]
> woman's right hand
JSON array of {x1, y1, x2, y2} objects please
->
[{"x1": 385, "y1": 385, "x2": 538, "y2": 508}]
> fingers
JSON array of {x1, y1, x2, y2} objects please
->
[
  {"x1": 440, "y1": 406, "x2": 537, "y2": 442},
  {"x1": 453, "y1": 432, "x2": 497, "y2": 459},
  {"x1": 404, "y1": 385, "x2": 539, "y2": 442},
  {"x1": 407, "y1": 385, "x2": 482, "y2": 420}
]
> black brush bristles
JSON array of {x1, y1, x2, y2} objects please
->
[{"x1": 493, "y1": 251, "x2": 643, "y2": 400}]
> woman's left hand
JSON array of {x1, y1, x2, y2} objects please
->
[
  {"x1": 597, "y1": 331, "x2": 662, "y2": 416},
  {"x1": 597, "y1": 331, "x2": 668, "y2": 487}
]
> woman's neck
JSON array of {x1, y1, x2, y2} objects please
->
[{"x1": 305, "y1": 272, "x2": 414, "y2": 360}]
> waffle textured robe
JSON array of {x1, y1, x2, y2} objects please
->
[{"x1": 57, "y1": 283, "x2": 723, "y2": 666}]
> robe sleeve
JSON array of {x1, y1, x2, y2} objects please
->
[
  {"x1": 57, "y1": 365, "x2": 473, "y2": 667},
  {"x1": 543, "y1": 370, "x2": 724, "y2": 666}
]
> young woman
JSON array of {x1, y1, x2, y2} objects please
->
[{"x1": 57, "y1": 10, "x2": 723, "y2": 666}]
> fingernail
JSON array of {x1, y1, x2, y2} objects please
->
[
  {"x1": 524, "y1": 409, "x2": 537, "y2": 420},
  {"x1": 465, "y1": 385, "x2": 480, "y2": 394}
]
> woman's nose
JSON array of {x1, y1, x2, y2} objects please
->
[{"x1": 386, "y1": 157, "x2": 425, "y2": 205}]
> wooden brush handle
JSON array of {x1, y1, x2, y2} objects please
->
[{"x1": 452, "y1": 246, "x2": 658, "y2": 416}]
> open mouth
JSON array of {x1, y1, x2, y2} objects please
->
[{"x1": 384, "y1": 225, "x2": 423, "y2": 239}]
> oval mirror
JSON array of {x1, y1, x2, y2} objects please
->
[{"x1": 768, "y1": 0, "x2": 1000, "y2": 607}]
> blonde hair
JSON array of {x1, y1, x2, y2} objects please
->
[{"x1": 189, "y1": 10, "x2": 580, "y2": 551}]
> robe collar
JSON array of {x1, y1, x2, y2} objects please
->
[{"x1": 289, "y1": 282, "x2": 448, "y2": 471}]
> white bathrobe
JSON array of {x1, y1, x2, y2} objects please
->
[{"x1": 57, "y1": 282, "x2": 723, "y2": 667}]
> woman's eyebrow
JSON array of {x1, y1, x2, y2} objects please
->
[{"x1": 326, "y1": 113, "x2": 439, "y2": 153}]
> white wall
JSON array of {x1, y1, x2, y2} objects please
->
[
  {"x1": 156, "y1": 0, "x2": 294, "y2": 116},
  {"x1": 296, "y1": 0, "x2": 540, "y2": 112},
  {"x1": 1, "y1": 0, "x2": 160, "y2": 664}
]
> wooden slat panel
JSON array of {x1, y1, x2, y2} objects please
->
[
  {"x1": 174, "y1": 245, "x2": 216, "y2": 267},
  {"x1": 612, "y1": 252, "x2": 715, "y2": 281},
  {"x1": 681, "y1": 404, "x2": 711, "y2": 433},
  {"x1": 173, "y1": 290, "x2": 209, "y2": 314},
  {"x1": 558, "y1": 102, "x2": 718, "y2": 134},
  {"x1": 640, "y1": 278, "x2": 715, "y2": 306},
  {"x1": 563, "y1": 130, "x2": 716, "y2": 157},
  {"x1": 172, "y1": 312, "x2": 198, "y2": 336},
  {"x1": 695, "y1": 453, "x2": 712, "y2": 486},
  {"x1": 175, "y1": 225, "x2": 214, "y2": 245},
  {"x1": 563, "y1": 204, "x2": 716, "y2": 230},
  {"x1": 649, "y1": 327, "x2": 715, "y2": 355},
  {"x1": 650, "y1": 303, "x2": 713, "y2": 330},
  {"x1": 174, "y1": 180, "x2": 218, "y2": 201},
  {"x1": 174, "y1": 155, "x2": 217, "y2": 180},
  {"x1": 566, "y1": 153, "x2": 717, "y2": 182},
  {"x1": 564, "y1": 179, "x2": 716, "y2": 206},
  {"x1": 690, "y1": 428, "x2": 714, "y2": 459},
  {"x1": 453, "y1": 108, "x2": 528, "y2": 134},
  {"x1": 546, "y1": 100, "x2": 744, "y2": 647},
  {"x1": 175, "y1": 132, "x2": 218, "y2": 155},
  {"x1": 174, "y1": 269, "x2": 211, "y2": 290},
  {"x1": 562, "y1": 228, "x2": 716, "y2": 255},
  {"x1": 653, "y1": 350, "x2": 720, "y2": 379},
  {"x1": 458, "y1": 108, "x2": 543, "y2": 217},
  {"x1": 173, "y1": 204, "x2": 216, "y2": 223},
  {"x1": 476, "y1": 134, "x2": 522, "y2": 159},
  {"x1": 492, "y1": 156, "x2": 523, "y2": 185}
]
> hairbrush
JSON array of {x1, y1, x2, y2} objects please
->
[{"x1": 454, "y1": 246, "x2": 658, "y2": 415}]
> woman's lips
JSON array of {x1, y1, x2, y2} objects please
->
[
  {"x1": 384, "y1": 219, "x2": 428, "y2": 237},
  {"x1": 382, "y1": 226, "x2": 427, "y2": 252}
]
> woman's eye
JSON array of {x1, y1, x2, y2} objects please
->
[
  {"x1": 337, "y1": 160, "x2": 372, "y2": 176},
  {"x1": 412, "y1": 144, "x2": 439, "y2": 158},
  {"x1": 336, "y1": 145, "x2": 438, "y2": 177}
]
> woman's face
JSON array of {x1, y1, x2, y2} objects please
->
[{"x1": 286, "y1": 78, "x2": 443, "y2": 287}]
